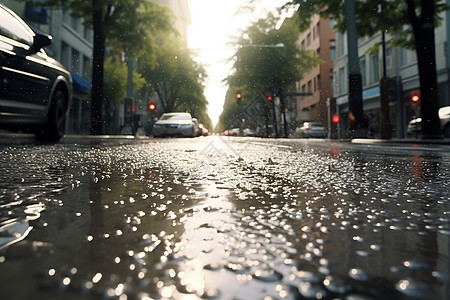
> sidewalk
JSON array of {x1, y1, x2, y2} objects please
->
[{"x1": 352, "y1": 137, "x2": 450, "y2": 146}]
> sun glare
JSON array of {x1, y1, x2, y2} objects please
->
[{"x1": 188, "y1": 0, "x2": 287, "y2": 127}]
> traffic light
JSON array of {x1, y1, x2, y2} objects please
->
[
  {"x1": 148, "y1": 101, "x2": 156, "y2": 112},
  {"x1": 266, "y1": 94, "x2": 273, "y2": 101},
  {"x1": 236, "y1": 90, "x2": 242, "y2": 103},
  {"x1": 411, "y1": 91, "x2": 420, "y2": 102},
  {"x1": 410, "y1": 90, "x2": 420, "y2": 109},
  {"x1": 332, "y1": 113, "x2": 340, "y2": 124}
]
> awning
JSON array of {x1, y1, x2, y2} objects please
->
[{"x1": 70, "y1": 71, "x2": 91, "y2": 94}]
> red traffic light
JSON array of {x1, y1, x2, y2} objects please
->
[
  {"x1": 149, "y1": 101, "x2": 156, "y2": 111},
  {"x1": 266, "y1": 94, "x2": 273, "y2": 101},
  {"x1": 411, "y1": 92, "x2": 420, "y2": 102},
  {"x1": 332, "y1": 113, "x2": 340, "y2": 124},
  {"x1": 236, "y1": 90, "x2": 242, "y2": 100}
]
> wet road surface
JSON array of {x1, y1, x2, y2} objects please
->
[{"x1": 0, "y1": 136, "x2": 449, "y2": 299}]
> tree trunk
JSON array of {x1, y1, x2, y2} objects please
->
[
  {"x1": 407, "y1": 0, "x2": 442, "y2": 138},
  {"x1": 90, "y1": 2, "x2": 106, "y2": 135}
]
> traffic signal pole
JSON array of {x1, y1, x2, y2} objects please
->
[{"x1": 345, "y1": 0, "x2": 368, "y2": 137}]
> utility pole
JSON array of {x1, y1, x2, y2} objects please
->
[{"x1": 345, "y1": 0, "x2": 367, "y2": 137}]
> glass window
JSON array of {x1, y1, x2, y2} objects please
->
[
  {"x1": 0, "y1": 7, "x2": 33, "y2": 46},
  {"x1": 330, "y1": 46, "x2": 336, "y2": 61},
  {"x1": 369, "y1": 54, "x2": 379, "y2": 84},
  {"x1": 329, "y1": 18, "x2": 335, "y2": 30},
  {"x1": 338, "y1": 67, "x2": 346, "y2": 94},
  {"x1": 72, "y1": 49, "x2": 80, "y2": 73},
  {"x1": 61, "y1": 42, "x2": 70, "y2": 68},
  {"x1": 360, "y1": 57, "x2": 366, "y2": 87},
  {"x1": 337, "y1": 32, "x2": 345, "y2": 57},
  {"x1": 400, "y1": 48, "x2": 408, "y2": 66},
  {"x1": 385, "y1": 46, "x2": 392, "y2": 76}
]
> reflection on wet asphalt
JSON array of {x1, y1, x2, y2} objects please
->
[{"x1": 0, "y1": 136, "x2": 449, "y2": 299}]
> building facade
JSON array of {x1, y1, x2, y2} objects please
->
[
  {"x1": 294, "y1": 15, "x2": 336, "y2": 129},
  {"x1": 333, "y1": 7, "x2": 450, "y2": 138}
]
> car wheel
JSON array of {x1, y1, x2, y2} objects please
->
[
  {"x1": 444, "y1": 123, "x2": 450, "y2": 138},
  {"x1": 36, "y1": 89, "x2": 67, "y2": 142}
]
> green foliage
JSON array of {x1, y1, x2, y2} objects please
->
[
  {"x1": 103, "y1": 59, "x2": 127, "y2": 105},
  {"x1": 29, "y1": 0, "x2": 175, "y2": 59},
  {"x1": 137, "y1": 36, "x2": 212, "y2": 129},
  {"x1": 217, "y1": 12, "x2": 320, "y2": 131},
  {"x1": 283, "y1": 0, "x2": 449, "y2": 49},
  {"x1": 103, "y1": 58, "x2": 146, "y2": 105}
]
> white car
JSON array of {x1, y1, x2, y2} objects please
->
[
  {"x1": 407, "y1": 106, "x2": 450, "y2": 137},
  {"x1": 295, "y1": 122, "x2": 327, "y2": 138},
  {"x1": 153, "y1": 112, "x2": 197, "y2": 137}
]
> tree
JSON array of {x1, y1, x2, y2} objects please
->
[
  {"x1": 282, "y1": 0, "x2": 449, "y2": 138},
  {"x1": 217, "y1": 13, "x2": 320, "y2": 132},
  {"x1": 102, "y1": 57, "x2": 145, "y2": 133},
  {"x1": 25, "y1": 0, "x2": 173, "y2": 134},
  {"x1": 137, "y1": 36, "x2": 212, "y2": 128}
]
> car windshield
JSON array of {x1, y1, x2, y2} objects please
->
[{"x1": 160, "y1": 114, "x2": 191, "y2": 121}]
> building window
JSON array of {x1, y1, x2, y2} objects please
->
[
  {"x1": 385, "y1": 45, "x2": 392, "y2": 76},
  {"x1": 83, "y1": 55, "x2": 91, "y2": 79},
  {"x1": 71, "y1": 16, "x2": 79, "y2": 33},
  {"x1": 400, "y1": 48, "x2": 408, "y2": 66},
  {"x1": 369, "y1": 54, "x2": 379, "y2": 84},
  {"x1": 61, "y1": 42, "x2": 70, "y2": 68},
  {"x1": 337, "y1": 32, "x2": 345, "y2": 57},
  {"x1": 307, "y1": 80, "x2": 312, "y2": 93},
  {"x1": 330, "y1": 70, "x2": 334, "y2": 94},
  {"x1": 360, "y1": 56, "x2": 366, "y2": 87},
  {"x1": 338, "y1": 67, "x2": 346, "y2": 94},
  {"x1": 330, "y1": 46, "x2": 336, "y2": 61},
  {"x1": 72, "y1": 49, "x2": 80, "y2": 74},
  {"x1": 307, "y1": 33, "x2": 311, "y2": 47},
  {"x1": 329, "y1": 39, "x2": 336, "y2": 61}
]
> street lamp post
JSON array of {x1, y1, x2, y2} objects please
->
[{"x1": 345, "y1": 0, "x2": 368, "y2": 137}]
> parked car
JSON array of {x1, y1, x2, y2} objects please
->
[
  {"x1": 407, "y1": 106, "x2": 450, "y2": 137},
  {"x1": 0, "y1": 4, "x2": 72, "y2": 142},
  {"x1": 295, "y1": 122, "x2": 327, "y2": 138},
  {"x1": 153, "y1": 112, "x2": 197, "y2": 137},
  {"x1": 243, "y1": 127, "x2": 258, "y2": 137},
  {"x1": 407, "y1": 106, "x2": 450, "y2": 138},
  {"x1": 192, "y1": 118, "x2": 200, "y2": 137}
]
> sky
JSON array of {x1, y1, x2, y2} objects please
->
[{"x1": 187, "y1": 0, "x2": 287, "y2": 127}]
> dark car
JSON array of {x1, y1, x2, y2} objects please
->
[{"x1": 0, "y1": 4, "x2": 72, "y2": 142}]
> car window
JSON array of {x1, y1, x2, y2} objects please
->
[
  {"x1": 161, "y1": 114, "x2": 190, "y2": 121},
  {"x1": 0, "y1": 7, "x2": 34, "y2": 46}
]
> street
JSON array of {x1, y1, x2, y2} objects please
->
[{"x1": 0, "y1": 136, "x2": 449, "y2": 300}]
